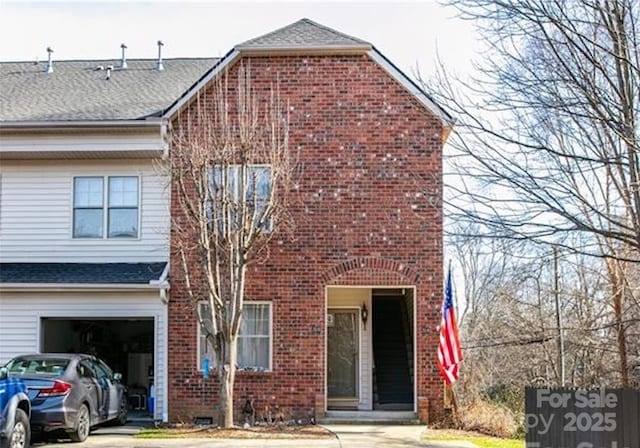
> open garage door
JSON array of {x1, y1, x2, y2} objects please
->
[{"x1": 41, "y1": 318, "x2": 155, "y2": 416}]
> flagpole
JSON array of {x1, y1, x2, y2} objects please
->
[
  {"x1": 449, "y1": 259, "x2": 458, "y2": 418},
  {"x1": 438, "y1": 259, "x2": 463, "y2": 422}
]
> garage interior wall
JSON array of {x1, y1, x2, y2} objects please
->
[{"x1": 42, "y1": 318, "x2": 155, "y2": 410}]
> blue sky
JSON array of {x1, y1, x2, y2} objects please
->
[{"x1": 0, "y1": 1, "x2": 480, "y2": 79}]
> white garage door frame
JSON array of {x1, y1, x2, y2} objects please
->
[{"x1": 0, "y1": 290, "x2": 169, "y2": 422}]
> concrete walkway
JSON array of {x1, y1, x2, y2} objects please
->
[{"x1": 32, "y1": 424, "x2": 477, "y2": 448}]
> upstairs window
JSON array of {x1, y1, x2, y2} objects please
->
[
  {"x1": 209, "y1": 165, "x2": 272, "y2": 231},
  {"x1": 73, "y1": 176, "x2": 139, "y2": 239}
]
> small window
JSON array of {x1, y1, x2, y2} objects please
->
[
  {"x1": 199, "y1": 302, "x2": 272, "y2": 371},
  {"x1": 73, "y1": 177, "x2": 104, "y2": 238},
  {"x1": 108, "y1": 177, "x2": 139, "y2": 238}
]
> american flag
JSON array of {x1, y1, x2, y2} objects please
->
[{"x1": 437, "y1": 266, "x2": 463, "y2": 384}]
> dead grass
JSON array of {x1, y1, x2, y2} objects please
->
[
  {"x1": 135, "y1": 424, "x2": 335, "y2": 440},
  {"x1": 452, "y1": 400, "x2": 520, "y2": 438}
]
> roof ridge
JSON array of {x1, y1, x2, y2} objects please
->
[
  {"x1": 235, "y1": 17, "x2": 370, "y2": 50},
  {"x1": 297, "y1": 18, "x2": 369, "y2": 45}
]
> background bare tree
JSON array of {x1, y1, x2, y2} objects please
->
[
  {"x1": 169, "y1": 65, "x2": 292, "y2": 427},
  {"x1": 447, "y1": 227, "x2": 639, "y2": 436},
  {"x1": 428, "y1": 0, "x2": 640, "y2": 257}
]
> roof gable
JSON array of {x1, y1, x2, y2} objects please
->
[
  {"x1": 236, "y1": 18, "x2": 371, "y2": 52},
  {"x1": 164, "y1": 19, "x2": 453, "y2": 130}
]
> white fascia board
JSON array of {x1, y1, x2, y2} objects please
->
[
  {"x1": 0, "y1": 119, "x2": 164, "y2": 130},
  {"x1": 163, "y1": 50, "x2": 241, "y2": 119},
  {"x1": 0, "y1": 283, "x2": 165, "y2": 292},
  {"x1": 367, "y1": 48, "x2": 455, "y2": 130}
]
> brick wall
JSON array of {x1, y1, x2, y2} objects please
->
[{"x1": 168, "y1": 54, "x2": 444, "y2": 423}]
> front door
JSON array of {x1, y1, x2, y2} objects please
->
[{"x1": 327, "y1": 309, "x2": 359, "y2": 403}]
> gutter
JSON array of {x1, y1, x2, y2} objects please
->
[
  {"x1": 0, "y1": 282, "x2": 167, "y2": 292},
  {"x1": 0, "y1": 119, "x2": 164, "y2": 130}
]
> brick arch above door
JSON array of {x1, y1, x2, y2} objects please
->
[{"x1": 320, "y1": 257, "x2": 419, "y2": 286}]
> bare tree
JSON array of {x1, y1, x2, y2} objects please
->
[
  {"x1": 426, "y1": 0, "x2": 639, "y2": 257},
  {"x1": 168, "y1": 65, "x2": 292, "y2": 427},
  {"x1": 424, "y1": 0, "x2": 639, "y2": 387}
]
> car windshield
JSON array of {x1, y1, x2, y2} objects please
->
[{"x1": 6, "y1": 358, "x2": 70, "y2": 377}]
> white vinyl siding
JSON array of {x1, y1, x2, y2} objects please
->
[
  {"x1": 0, "y1": 291, "x2": 168, "y2": 421},
  {"x1": 0, "y1": 159, "x2": 168, "y2": 262}
]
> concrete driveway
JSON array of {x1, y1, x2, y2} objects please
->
[{"x1": 31, "y1": 424, "x2": 477, "y2": 448}]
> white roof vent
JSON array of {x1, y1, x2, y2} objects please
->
[
  {"x1": 45, "y1": 47, "x2": 54, "y2": 74},
  {"x1": 120, "y1": 43, "x2": 128, "y2": 69},
  {"x1": 156, "y1": 40, "x2": 164, "y2": 71}
]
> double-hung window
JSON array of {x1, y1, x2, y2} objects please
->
[
  {"x1": 198, "y1": 302, "x2": 272, "y2": 371},
  {"x1": 73, "y1": 176, "x2": 139, "y2": 238},
  {"x1": 108, "y1": 177, "x2": 139, "y2": 238},
  {"x1": 73, "y1": 177, "x2": 104, "y2": 238},
  {"x1": 209, "y1": 165, "x2": 272, "y2": 231}
]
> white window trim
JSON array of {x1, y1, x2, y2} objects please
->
[
  {"x1": 197, "y1": 300, "x2": 273, "y2": 372},
  {"x1": 71, "y1": 174, "x2": 142, "y2": 240}
]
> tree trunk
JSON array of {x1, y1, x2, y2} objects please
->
[
  {"x1": 613, "y1": 288, "x2": 630, "y2": 388},
  {"x1": 610, "y1": 261, "x2": 630, "y2": 388},
  {"x1": 217, "y1": 337, "x2": 238, "y2": 427}
]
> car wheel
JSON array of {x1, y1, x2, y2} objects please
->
[
  {"x1": 69, "y1": 404, "x2": 90, "y2": 442},
  {"x1": 114, "y1": 396, "x2": 128, "y2": 426},
  {"x1": 1, "y1": 408, "x2": 30, "y2": 448}
]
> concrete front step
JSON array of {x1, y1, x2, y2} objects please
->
[{"x1": 318, "y1": 410, "x2": 420, "y2": 425}]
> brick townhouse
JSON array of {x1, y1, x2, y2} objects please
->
[{"x1": 166, "y1": 19, "x2": 453, "y2": 423}]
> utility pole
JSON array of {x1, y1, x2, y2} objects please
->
[{"x1": 553, "y1": 246, "x2": 566, "y2": 386}]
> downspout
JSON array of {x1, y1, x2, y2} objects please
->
[{"x1": 160, "y1": 120, "x2": 170, "y2": 160}]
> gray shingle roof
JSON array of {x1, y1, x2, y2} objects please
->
[
  {"x1": 0, "y1": 58, "x2": 217, "y2": 121},
  {"x1": 0, "y1": 262, "x2": 167, "y2": 284},
  {"x1": 236, "y1": 18, "x2": 371, "y2": 50}
]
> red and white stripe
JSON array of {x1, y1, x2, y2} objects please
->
[{"x1": 437, "y1": 271, "x2": 463, "y2": 384}]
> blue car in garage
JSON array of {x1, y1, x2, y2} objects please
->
[{"x1": 0, "y1": 366, "x2": 30, "y2": 448}]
